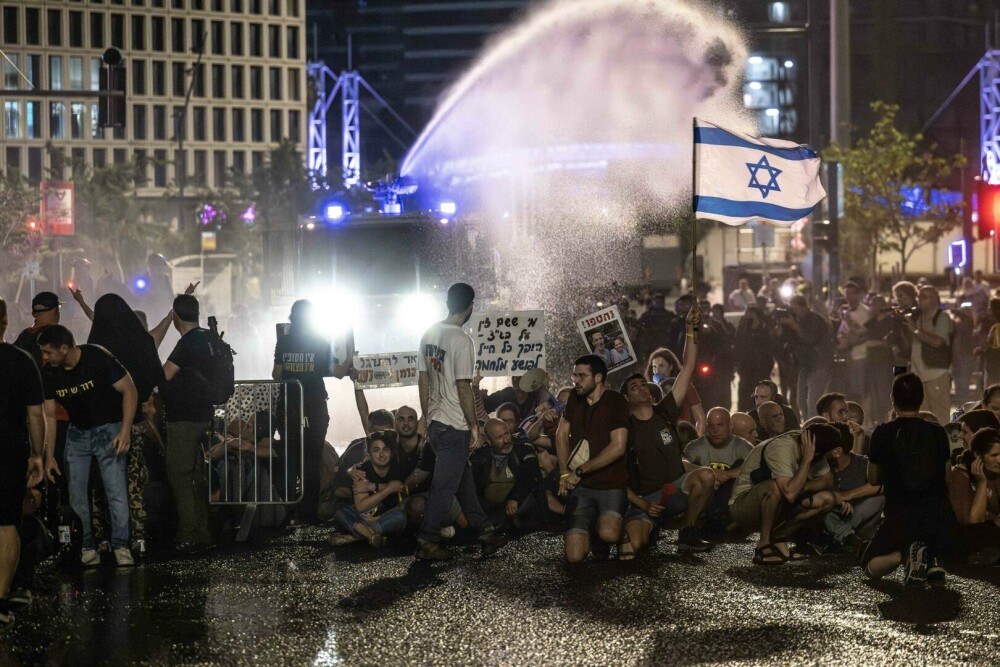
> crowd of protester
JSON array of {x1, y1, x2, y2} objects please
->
[{"x1": 5, "y1": 269, "x2": 1000, "y2": 627}]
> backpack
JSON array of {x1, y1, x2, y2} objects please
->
[
  {"x1": 918, "y1": 311, "x2": 954, "y2": 369},
  {"x1": 203, "y1": 317, "x2": 237, "y2": 406}
]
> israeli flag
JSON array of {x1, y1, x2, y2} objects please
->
[{"x1": 694, "y1": 118, "x2": 826, "y2": 226}]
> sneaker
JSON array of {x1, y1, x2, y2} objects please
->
[
  {"x1": 328, "y1": 533, "x2": 362, "y2": 547},
  {"x1": 80, "y1": 548, "x2": 101, "y2": 567},
  {"x1": 903, "y1": 541, "x2": 928, "y2": 587},
  {"x1": 369, "y1": 533, "x2": 387, "y2": 549},
  {"x1": 479, "y1": 529, "x2": 509, "y2": 557},
  {"x1": 439, "y1": 526, "x2": 456, "y2": 539},
  {"x1": 0, "y1": 600, "x2": 13, "y2": 627},
  {"x1": 8, "y1": 589, "x2": 32, "y2": 606},
  {"x1": 677, "y1": 526, "x2": 712, "y2": 553},
  {"x1": 926, "y1": 556, "x2": 946, "y2": 582},
  {"x1": 415, "y1": 540, "x2": 455, "y2": 561},
  {"x1": 114, "y1": 547, "x2": 135, "y2": 567}
]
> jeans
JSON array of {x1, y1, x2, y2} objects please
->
[
  {"x1": 418, "y1": 421, "x2": 490, "y2": 543},
  {"x1": 335, "y1": 506, "x2": 408, "y2": 537},
  {"x1": 165, "y1": 421, "x2": 212, "y2": 545},
  {"x1": 65, "y1": 422, "x2": 129, "y2": 549},
  {"x1": 823, "y1": 495, "x2": 885, "y2": 542}
]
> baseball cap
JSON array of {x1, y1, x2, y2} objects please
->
[{"x1": 31, "y1": 292, "x2": 62, "y2": 313}]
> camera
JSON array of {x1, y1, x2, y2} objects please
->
[{"x1": 892, "y1": 365, "x2": 908, "y2": 376}]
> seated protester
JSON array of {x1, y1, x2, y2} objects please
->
[
  {"x1": 209, "y1": 409, "x2": 286, "y2": 529},
  {"x1": 646, "y1": 347, "x2": 706, "y2": 434},
  {"x1": 956, "y1": 410, "x2": 1000, "y2": 455},
  {"x1": 949, "y1": 427, "x2": 1000, "y2": 525},
  {"x1": 331, "y1": 409, "x2": 396, "y2": 506},
  {"x1": 618, "y1": 312, "x2": 716, "y2": 558},
  {"x1": 816, "y1": 393, "x2": 850, "y2": 424},
  {"x1": 393, "y1": 405, "x2": 424, "y2": 478},
  {"x1": 731, "y1": 412, "x2": 760, "y2": 445},
  {"x1": 331, "y1": 430, "x2": 408, "y2": 548},
  {"x1": 470, "y1": 418, "x2": 543, "y2": 532},
  {"x1": 479, "y1": 375, "x2": 546, "y2": 423},
  {"x1": 821, "y1": 423, "x2": 885, "y2": 553},
  {"x1": 729, "y1": 423, "x2": 842, "y2": 565},
  {"x1": 748, "y1": 379, "x2": 801, "y2": 434},
  {"x1": 400, "y1": 441, "x2": 466, "y2": 538},
  {"x1": 676, "y1": 421, "x2": 699, "y2": 449},
  {"x1": 756, "y1": 401, "x2": 790, "y2": 440},
  {"x1": 494, "y1": 402, "x2": 522, "y2": 438},
  {"x1": 683, "y1": 407, "x2": 754, "y2": 534},
  {"x1": 863, "y1": 373, "x2": 1000, "y2": 586}
]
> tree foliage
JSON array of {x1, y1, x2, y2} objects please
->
[
  {"x1": 824, "y1": 101, "x2": 965, "y2": 283},
  {"x1": 0, "y1": 171, "x2": 42, "y2": 289}
]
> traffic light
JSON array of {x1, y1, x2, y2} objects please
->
[
  {"x1": 98, "y1": 48, "x2": 126, "y2": 128},
  {"x1": 977, "y1": 182, "x2": 1000, "y2": 239}
]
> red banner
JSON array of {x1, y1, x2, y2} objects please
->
[{"x1": 40, "y1": 182, "x2": 74, "y2": 236}]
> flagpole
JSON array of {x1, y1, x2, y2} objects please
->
[{"x1": 691, "y1": 117, "x2": 699, "y2": 338}]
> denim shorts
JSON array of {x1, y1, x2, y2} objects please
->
[
  {"x1": 565, "y1": 486, "x2": 628, "y2": 535},
  {"x1": 624, "y1": 471, "x2": 691, "y2": 526}
]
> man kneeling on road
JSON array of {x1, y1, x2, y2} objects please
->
[{"x1": 729, "y1": 423, "x2": 842, "y2": 565}]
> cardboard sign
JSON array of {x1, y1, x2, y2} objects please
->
[
  {"x1": 41, "y1": 182, "x2": 74, "y2": 235},
  {"x1": 466, "y1": 310, "x2": 545, "y2": 376},
  {"x1": 576, "y1": 305, "x2": 636, "y2": 373},
  {"x1": 352, "y1": 352, "x2": 420, "y2": 389}
]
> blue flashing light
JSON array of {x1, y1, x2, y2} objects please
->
[{"x1": 133, "y1": 276, "x2": 149, "y2": 293}]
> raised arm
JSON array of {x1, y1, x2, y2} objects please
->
[
  {"x1": 69, "y1": 287, "x2": 95, "y2": 321},
  {"x1": 671, "y1": 306, "x2": 700, "y2": 407}
]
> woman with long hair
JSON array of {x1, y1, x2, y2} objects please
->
[
  {"x1": 643, "y1": 346, "x2": 706, "y2": 434},
  {"x1": 85, "y1": 293, "x2": 167, "y2": 555}
]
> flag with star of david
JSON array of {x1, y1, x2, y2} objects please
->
[{"x1": 693, "y1": 118, "x2": 827, "y2": 226}]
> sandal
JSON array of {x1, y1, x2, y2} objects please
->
[{"x1": 752, "y1": 543, "x2": 786, "y2": 566}]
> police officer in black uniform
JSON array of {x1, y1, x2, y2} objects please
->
[{"x1": 272, "y1": 299, "x2": 349, "y2": 520}]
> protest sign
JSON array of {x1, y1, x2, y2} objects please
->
[
  {"x1": 576, "y1": 305, "x2": 636, "y2": 373},
  {"x1": 352, "y1": 352, "x2": 420, "y2": 389},
  {"x1": 466, "y1": 310, "x2": 545, "y2": 376}
]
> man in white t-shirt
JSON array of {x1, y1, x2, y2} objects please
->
[{"x1": 415, "y1": 283, "x2": 508, "y2": 561}]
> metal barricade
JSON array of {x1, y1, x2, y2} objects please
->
[{"x1": 208, "y1": 380, "x2": 304, "y2": 541}]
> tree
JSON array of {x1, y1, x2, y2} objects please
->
[
  {"x1": 66, "y1": 150, "x2": 168, "y2": 282},
  {"x1": 0, "y1": 171, "x2": 42, "y2": 296},
  {"x1": 824, "y1": 101, "x2": 965, "y2": 284}
]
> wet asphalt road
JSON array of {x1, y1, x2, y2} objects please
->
[{"x1": 3, "y1": 528, "x2": 1000, "y2": 666}]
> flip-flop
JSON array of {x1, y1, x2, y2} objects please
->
[{"x1": 752, "y1": 543, "x2": 786, "y2": 565}]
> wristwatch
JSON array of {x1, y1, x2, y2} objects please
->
[{"x1": 575, "y1": 466, "x2": 585, "y2": 478}]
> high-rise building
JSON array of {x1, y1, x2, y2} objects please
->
[{"x1": 0, "y1": 0, "x2": 307, "y2": 218}]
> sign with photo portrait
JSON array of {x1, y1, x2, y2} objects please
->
[{"x1": 576, "y1": 305, "x2": 636, "y2": 373}]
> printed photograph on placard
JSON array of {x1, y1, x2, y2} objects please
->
[{"x1": 575, "y1": 305, "x2": 635, "y2": 373}]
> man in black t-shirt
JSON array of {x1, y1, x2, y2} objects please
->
[
  {"x1": 0, "y1": 313, "x2": 46, "y2": 625},
  {"x1": 161, "y1": 295, "x2": 215, "y2": 551},
  {"x1": 555, "y1": 354, "x2": 631, "y2": 563},
  {"x1": 272, "y1": 299, "x2": 343, "y2": 520},
  {"x1": 38, "y1": 325, "x2": 138, "y2": 568},
  {"x1": 619, "y1": 305, "x2": 714, "y2": 557},
  {"x1": 863, "y1": 372, "x2": 1000, "y2": 586}
]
